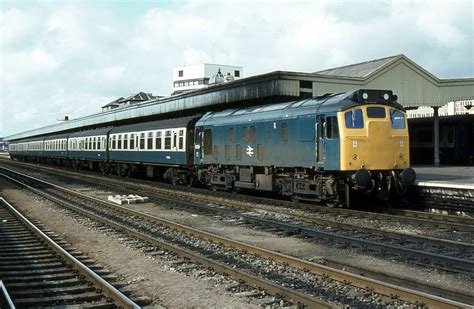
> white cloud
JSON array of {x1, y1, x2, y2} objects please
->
[{"x1": 0, "y1": 0, "x2": 472, "y2": 137}]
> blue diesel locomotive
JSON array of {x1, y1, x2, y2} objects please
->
[{"x1": 9, "y1": 89, "x2": 416, "y2": 207}]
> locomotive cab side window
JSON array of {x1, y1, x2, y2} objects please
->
[
  {"x1": 326, "y1": 116, "x2": 339, "y2": 139},
  {"x1": 390, "y1": 109, "x2": 406, "y2": 129},
  {"x1": 345, "y1": 109, "x2": 364, "y2": 128}
]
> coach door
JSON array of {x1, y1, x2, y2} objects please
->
[{"x1": 316, "y1": 115, "x2": 326, "y2": 165}]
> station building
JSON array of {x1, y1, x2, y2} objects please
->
[
  {"x1": 5, "y1": 54, "x2": 474, "y2": 166},
  {"x1": 172, "y1": 63, "x2": 243, "y2": 94}
]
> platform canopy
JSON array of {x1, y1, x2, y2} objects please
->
[
  {"x1": 6, "y1": 54, "x2": 473, "y2": 141},
  {"x1": 313, "y1": 54, "x2": 474, "y2": 108}
]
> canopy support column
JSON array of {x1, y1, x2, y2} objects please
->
[{"x1": 433, "y1": 106, "x2": 440, "y2": 166}]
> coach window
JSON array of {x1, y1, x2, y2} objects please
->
[
  {"x1": 92, "y1": 137, "x2": 96, "y2": 150},
  {"x1": 326, "y1": 116, "x2": 339, "y2": 139},
  {"x1": 164, "y1": 130, "x2": 172, "y2": 150},
  {"x1": 89, "y1": 138, "x2": 92, "y2": 150},
  {"x1": 140, "y1": 133, "x2": 146, "y2": 150},
  {"x1": 130, "y1": 134, "x2": 135, "y2": 149},
  {"x1": 147, "y1": 132, "x2": 153, "y2": 149},
  {"x1": 112, "y1": 135, "x2": 116, "y2": 150},
  {"x1": 123, "y1": 134, "x2": 128, "y2": 149},
  {"x1": 178, "y1": 129, "x2": 184, "y2": 150},
  {"x1": 173, "y1": 131, "x2": 177, "y2": 150},
  {"x1": 203, "y1": 129, "x2": 212, "y2": 156},
  {"x1": 155, "y1": 131, "x2": 162, "y2": 150},
  {"x1": 345, "y1": 109, "x2": 364, "y2": 128},
  {"x1": 367, "y1": 107, "x2": 386, "y2": 118},
  {"x1": 97, "y1": 137, "x2": 101, "y2": 150},
  {"x1": 390, "y1": 109, "x2": 406, "y2": 129},
  {"x1": 117, "y1": 135, "x2": 122, "y2": 149}
]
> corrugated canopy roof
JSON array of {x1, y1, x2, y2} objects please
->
[{"x1": 315, "y1": 55, "x2": 401, "y2": 78}]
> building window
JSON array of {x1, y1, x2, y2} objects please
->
[
  {"x1": 178, "y1": 70, "x2": 183, "y2": 77},
  {"x1": 234, "y1": 70, "x2": 240, "y2": 77}
]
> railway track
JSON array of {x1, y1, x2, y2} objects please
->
[
  {"x1": 3, "y1": 165, "x2": 473, "y2": 274},
  {"x1": 0, "y1": 197, "x2": 139, "y2": 308},
  {"x1": 1, "y1": 168, "x2": 473, "y2": 307},
  {"x1": 2, "y1": 158, "x2": 472, "y2": 234}
]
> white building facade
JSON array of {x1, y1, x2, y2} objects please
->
[
  {"x1": 172, "y1": 63, "x2": 243, "y2": 94},
  {"x1": 407, "y1": 100, "x2": 474, "y2": 118}
]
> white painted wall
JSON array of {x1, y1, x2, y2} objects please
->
[{"x1": 172, "y1": 63, "x2": 243, "y2": 94}]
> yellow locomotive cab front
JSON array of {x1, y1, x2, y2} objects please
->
[{"x1": 338, "y1": 105, "x2": 411, "y2": 171}]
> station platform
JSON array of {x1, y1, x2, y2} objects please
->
[{"x1": 414, "y1": 166, "x2": 474, "y2": 189}]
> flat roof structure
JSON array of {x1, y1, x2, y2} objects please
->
[{"x1": 6, "y1": 54, "x2": 474, "y2": 141}]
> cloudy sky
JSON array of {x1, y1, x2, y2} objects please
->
[{"x1": 1, "y1": 0, "x2": 473, "y2": 137}]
